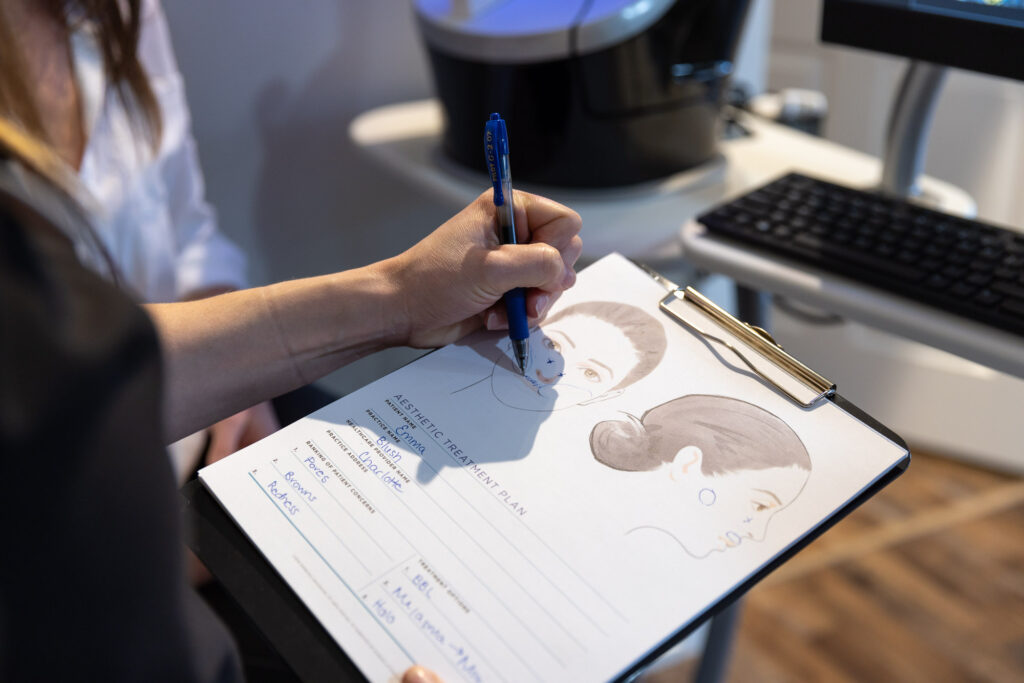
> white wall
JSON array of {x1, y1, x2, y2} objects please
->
[
  {"x1": 163, "y1": 0, "x2": 446, "y2": 394},
  {"x1": 163, "y1": 0, "x2": 774, "y2": 397}
]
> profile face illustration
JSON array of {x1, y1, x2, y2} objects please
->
[
  {"x1": 489, "y1": 301, "x2": 667, "y2": 411},
  {"x1": 590, "y1": 395, "x2": 811, "y2": 558}
]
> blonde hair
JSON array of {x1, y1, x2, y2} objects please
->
[
  {"x1": 0, "y1": 115, "x2": 119, "y2": 282},
  {"x1": 0, "y1": 0, "x2": 161, "y2": 150},
  {"x1": 0, "y1": 117, "x2": 75, "y2": 193}
]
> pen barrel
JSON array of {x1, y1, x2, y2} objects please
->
[
  {"x1": 496, "y1": 190, "x2": 516, "y2": 244},
  {"x1": 504, "y1": 288, "x2": 529, "y2": 341}
]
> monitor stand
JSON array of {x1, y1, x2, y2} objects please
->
[
  {"x1": 879, "y1": 61, "x2": 948, "y2": 203},
  {"x1": 772, "y1": 60, "x2": 1024, "y2": 474}
]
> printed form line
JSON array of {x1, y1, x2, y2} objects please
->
[
  {"x1": 381, "y1": 404, "x2": 626, "y2": 626},
  {"x1": 358, "y1": 553, "x2": 419, "y2": 595},
  {"x1": 291, "y1": 442, "x2": 394, "y2": 561},
  {"x1": 291, "y1": 555, "x2": 397, "y2": 678},
  {"x1": 252, "y1": 470, "x2": 507, "y2": 683},
  {"x1": 398, "y1": 402, "x2": 628, "y2": 621},
  {"x1": 381, "y1": 574, "x2": 509, "y2": 683},
  {"x1": 247, "y1": 472, "x2": 416, "y2": 667},
  {"x1": 269, "y1": 460, "x2": 372, "y2": 575},
  {"x1": 292, "y1": 428, "x2": 533, "y2": 676},
  {"x1": 387, "y1": 403, "x2": 629, "y2": 622},
  {"x1": 368, "y1": 411, "x2": 593, "y2": 651},
  {"x1": 281, "y1": 442, "x2": 536, "y2": 679},
  {"x1": 331, "y1": 430, "x2": 557, "y2": 675}
]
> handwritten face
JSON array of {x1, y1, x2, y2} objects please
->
[
  {"x1": 490, "y1": 314, "x2": 640, "y2": 411},
  {"x1": 660, "y1": 459, "x2": 809, "y2": 558}
]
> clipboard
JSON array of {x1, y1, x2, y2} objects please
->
[
  {"x1": 615, "y1": 261, "x2": 909, "y2": 679},
  {"x1": 183, "y1": 404, "x2": 907, "y2": 683},
  {"x1": 185, "y1": 255, "x2": 909, "y2": 683}
]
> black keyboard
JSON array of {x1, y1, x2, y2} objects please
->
[{"x1": 697, "y1": 172, "x2": 1024, "y2": 337}]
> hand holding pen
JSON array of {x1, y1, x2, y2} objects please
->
[
  {"x1": 378, "y1": 116, "x2": 581, "y2": 351},
  {"x1": 386, "y1": 187, "x2": 581, "y2": 350}
]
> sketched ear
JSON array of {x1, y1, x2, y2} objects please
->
[
  {"x1": 577, "y1": 389, "x2": 625, "y2": 406},
  {"x1": 668, "y1": 446, "x2": 703, "y2": 481}
]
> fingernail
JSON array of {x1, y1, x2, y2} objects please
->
[
  {"x1": 562, "y1": 268, "x2": 576, "y2": 289},
  {"x1": 485, "y1": 311, "x2": 498, "y2": 330},
  {"x1": 535, "y1": 295, "x2": 549, "y2": 317},
  {"x1": 403, "y1": 666, "x2": 442, "y2": 683}
]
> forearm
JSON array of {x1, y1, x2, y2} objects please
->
[
  {"x1": 147, "y1": 259, "x2": 403, "y2": 442},
  {"x1": 147, "y1": 189, "x2": 582, "y2": 443}
]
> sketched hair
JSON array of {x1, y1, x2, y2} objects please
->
[
  {"x1": 543, "y1": 301, "x2": 667, "y2": 391},
  {"x1": 590, "y1": 394, "x2": 810, "y2": 475}
]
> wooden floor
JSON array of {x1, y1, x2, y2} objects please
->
[{"x1": 642, "y1": 451, "x2": 1024, "y2": 683}]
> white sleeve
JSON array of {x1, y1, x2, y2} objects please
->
[{"x1": 137, "y1": 0, "x2": 248, "y2": 298}]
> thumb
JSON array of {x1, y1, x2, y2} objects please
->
[
  {"x1": 484, "y1": 243, "x2": 567, "y2": 295},
  {"x1": 402, "y1": 666, "x2": 444, "y2": 683}
]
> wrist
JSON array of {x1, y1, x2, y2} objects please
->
[
  {"x1": 366, "y1": 255, "x2": 412, "y2": 348},
  {"x1": 257, "y1": 260, "x2": 408, "y2": 382}
]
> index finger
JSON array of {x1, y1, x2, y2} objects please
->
[{"x1": 512, "y1": 191, "x2": 582, "y2": 246}]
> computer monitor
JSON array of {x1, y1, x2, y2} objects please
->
[{"x1": 821, "y1": 0, "x2": 1024, "y2": 82}]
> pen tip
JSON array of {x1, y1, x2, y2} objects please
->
[{"x1": 512, "y1": 338, "x2": 529, "y2": 375}]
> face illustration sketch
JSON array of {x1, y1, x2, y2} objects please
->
[
  {"x1": 483, "y1": 301, "x2": 667, "y2": 412},
  {"x1": 590, "y1": 394, "x2": 811, "y2": 559},
  {"x1": 492, "y1": 316, "x2": 638, "y2": 410},
  {"x1": 649, "y1": 447, "x2": 809, "y2": 556}
]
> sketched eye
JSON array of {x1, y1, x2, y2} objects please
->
[
  {"x1": 543, "y1": 337, "x2": 561, "y2": 353},
  {"x1": 752, "y1": 501, "x2": 769, "y2": 512},
  {"x1": 582, "y1": 367, "x2": 601, "y2": 383}
]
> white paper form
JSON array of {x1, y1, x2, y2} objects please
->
[{"x1": 199, "y1": 253, "x2": 909, "y2": 682}]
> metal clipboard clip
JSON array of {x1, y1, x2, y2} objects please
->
[{"x1": 635, "y1": 262, "x2": 836, "y2": 408}]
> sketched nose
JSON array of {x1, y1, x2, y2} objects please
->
[{"x1": 749, "y1": 518, "x2": 770, "y2": 542}]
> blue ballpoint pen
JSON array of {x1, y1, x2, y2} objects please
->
[{"x1": 484, "y1": 113, "x2": 530, "y2": 375}]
